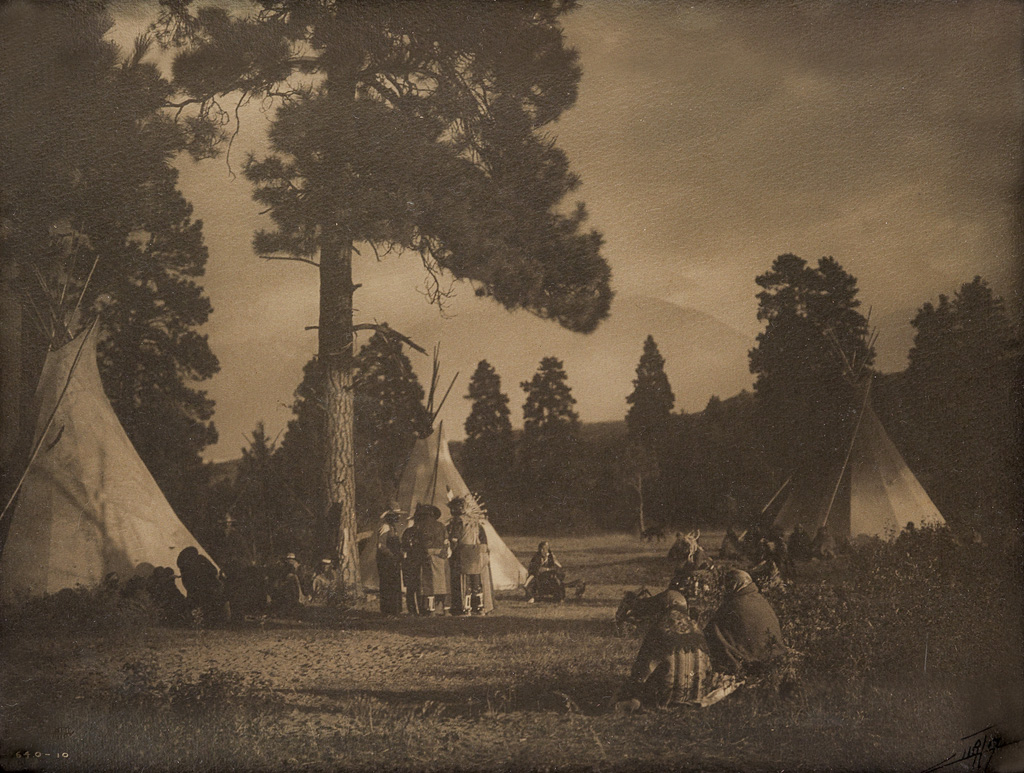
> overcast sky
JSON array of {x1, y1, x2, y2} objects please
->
[{"x1": 111, "y1": 0, "x2": 1023, "y2": 462}]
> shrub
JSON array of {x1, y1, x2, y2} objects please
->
[{"x1": 1, "y1": 584, "x2": 161, "y2": 636}]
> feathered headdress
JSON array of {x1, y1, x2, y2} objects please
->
[{"x1": 446, "y1": 486, "x2": 487, "y2": 526}]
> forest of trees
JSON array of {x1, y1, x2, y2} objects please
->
[
  {"x1": 0, "y1": 2, "x2": 220, "y2": 535},
  {"x1": 213, "y1": 260, "x2": 1019, "y2": 563},
  {"x1": 1, "y1": 4, "x2": 1018, "y2": 572}
]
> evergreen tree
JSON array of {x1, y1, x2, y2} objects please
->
[
  {"x1": 276, "y1": 333, "x2": 430, "y2": 547},
  {"x1": 520, "y1": 357, "x2": 581, "y2": 517},
  {"x1": 1, "y1": 3, "x2": 219, "y2": 518},
  {"x1": 275, "y1": 358, "x2": 326, "y2": 541},
  {"x1": 902, "y1": 276, "x2": 1021, "y2": 516},
  {"x1": 463, "y1": 360, "x2": 514, "y2": 504},
  {"x1": 626, "y1": 335, "x2": 675, "y2": 445},
  {"x1": 352, "y1": 332, "x2": 432, "y2": 523},
  {"x1": 232, "y1": 422, "x2": 295, "y2": 564},
  {"x1": 162, "y1": 1, "x2": 612, "y2": 589},
  {"x1": 748, "y1": 254, "x2": 873, "y2": 475}
]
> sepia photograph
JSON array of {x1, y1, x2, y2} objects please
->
[{"x1": 1, "y1": 0, "x2": 1021, "y2": 771}]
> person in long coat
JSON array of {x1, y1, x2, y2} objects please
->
[
  {"x1": 270, "y1": 553, "x2": 306, "y2": 618},
  {"x1": 415, "y1": 504, "x2": 450, "y2": 615},
  {"x1": 400, "y1": 516, "x2": 423, "y2": 616},
  {"x1": 704, "y1": 569, "x2": 788, "y2": 674},
  {"x1": 447, "y1": 503, "x2": 466, "y2": 615},
  {"x1": 376, "y1": 511, "x2": 404, "y2": 615},
  {"x1": 616, "y1": 588, "x2": 713, "y2": 710}
]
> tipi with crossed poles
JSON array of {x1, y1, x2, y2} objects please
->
[
  {"x1": 758, "y1": 331, "x2": 945, "y2": 542},
  {"x1": 0, "y1": 321, "x2": 215, "y2": 602}
]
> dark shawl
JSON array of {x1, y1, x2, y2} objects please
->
[{"x1": 704, "y1": 583, "x2": 787, "y2": 673}]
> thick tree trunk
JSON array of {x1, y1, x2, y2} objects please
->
[{"x1": 319, "y1": 230, "x2": 360, "y2": 592}]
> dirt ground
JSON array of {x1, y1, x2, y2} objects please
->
[{"x1": 1, "y1": 533, "x2": 1020, "y2": 772}]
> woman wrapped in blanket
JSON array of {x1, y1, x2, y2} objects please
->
[
  {"x1": 704, "y1": 569, "x2": 788, "y2": 674},
  {"x1": 616, "y1": 584, "x2": 712, "y2": 710}
]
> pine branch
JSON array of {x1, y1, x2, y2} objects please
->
[
  {"x1": 352, "y1": 323, "x2": 427, "y2": 355},
  {"x1": 259, "y1": 254, "x2": 320, "y2": 268}
]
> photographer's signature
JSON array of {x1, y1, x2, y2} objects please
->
[{"x1": 922, "y1": 726, "x2": 1008, "y2": 773}]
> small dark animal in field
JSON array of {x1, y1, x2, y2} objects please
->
[{"x1": 641, "y1": 525, "x2": 667, "y2": 543}]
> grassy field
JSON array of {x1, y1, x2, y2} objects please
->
[{"x1": 1, "y1": 531, "x2": 1021, "y2": 772}]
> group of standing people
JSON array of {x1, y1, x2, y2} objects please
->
[{"x1": 375, "y1": 497, "x2": 492, "y2": 617}]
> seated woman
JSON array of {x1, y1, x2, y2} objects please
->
[
  {"x1": 525, "y1": 541, "x2": 566, "y2": 602},
  {"x1": 615, "y1": 587, "x2": 712, "y2": 710},
  {"x1": 704, "y1": 569, "x2": 788, "y2": 674}
]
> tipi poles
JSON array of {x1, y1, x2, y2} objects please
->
[
  {"x1": 752, "y1": 476, "x2": 792, "y2": 537},
  {"x1": 427, "y1": 421, "x2": 443, "y2": 505},
  {"x1": 821, "y1": 377, "x2": 874, "y2": 529},
  {"x1": 430, "y1": 372, "x2": 459, "y2": 424},
  {"x1": 0, "y1": 317, "x2": 98, "y2": 535}
]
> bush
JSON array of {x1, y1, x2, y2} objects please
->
[
  {"x1": 2, "y1": 584, "x2": 161, "y2": 635},
  {"x1": 775, "y1": 524, "x2": 1022, "y2": 683}
]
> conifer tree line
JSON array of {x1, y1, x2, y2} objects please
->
[
  {"x1": 455, "y1": 259, "x2": 1020, "y2": 538},
  {"x1": 1, "y1": 3, "x2": 1017, "y2": 571}
]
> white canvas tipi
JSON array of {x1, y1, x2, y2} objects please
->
[
  {"x1": 360, "y1": 423, "x2": 528, "y2": 592},
  {"x1": 0, "y1": 323, "x2": 215, "y2": 602},
  {"x1": 766, "y1": 379, "x2": 945, "y2": 541}
]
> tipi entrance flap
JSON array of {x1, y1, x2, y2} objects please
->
[{"x1": 0, "y1": 324, "x2": 214, "y2": 602}]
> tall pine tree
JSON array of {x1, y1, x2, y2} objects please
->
[
  {"x1": 902, "y1": 277, "x2": 1021, "y2": 517},
  {"x1": 352, "y1": 332, "x2": 432, "y2": 524},
  {"x1": 0, "y1": 3, "x2": 219, "y2": 520},
  {"x1": 463, "y1": 360, "x2": 514, "y2": 510},
  {"x1": 520, "y1": 356, "x2": 581, "y2": 521},
  {"x1": 162, "y1": 1, "x2": 612, "y2": 589},
  {"x1": 748, "y1": 254, "x2": 872, "y2": 476},
  {"x1": 232, "y1": 422, "x2": 295, "y2": 564},
  {"x1": 623, "y1": 336, "x2": 675, "y2": 529},
  {"x1": 625, "y1": 335, "x2": 675, "y2": 446}
]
